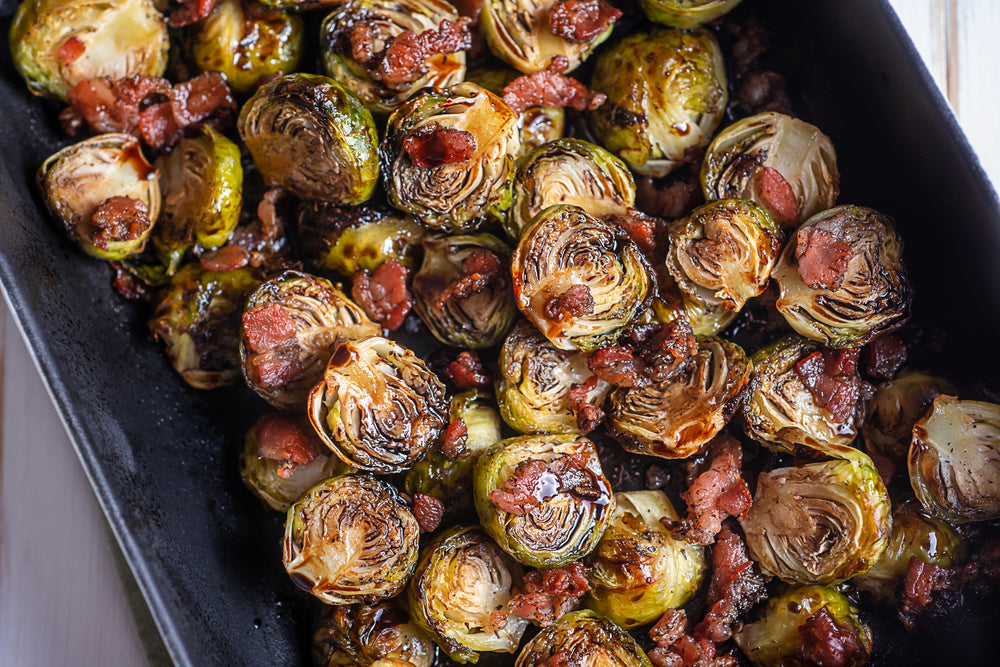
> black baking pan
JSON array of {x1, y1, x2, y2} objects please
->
[{"x1": 0, "y1": 0, "x2": 998, "y2": 665}]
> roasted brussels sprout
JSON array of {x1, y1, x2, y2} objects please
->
[
  {"x1": 238, "y1": 73, "x2": 379, "y2": 204},
  {"x1": 240, "y1": 412, "x2": 352, "y2": 512},
  {"x1": 479, "y1": 0, "x2": 619, "y2": 74},
  {"x1": 588, "y1": 28, "x2": 727, "y2": 177},
  {"x1": 666, "y1": 199, "x2": 781, "y2": 313},
  {"x1": 191, "y1": 0, "x2": 303, "y2": 96},
  {"x1": 307, "y1": 336, "x2": 449, "y2": 473},
  {"x1": 381, "y1": 82, "x2": 521, "y2": 232},
  {"x1": 9, "y1": 0, "x2": 168, "y2": 100},
  {"x1": 407, "y1": 525, "x2": 528, "y2": 663},
  {"x1": 733, "y1": 585, "x2": 872, "y2": 667},
  {"x1": 862, "y1": 371, "x2": 955, "y2": 468},
  {"x1": 149, "y1": 263, "x2": 262, "y2": 389},
  {"x1": 38, "y1": 133, "x2": 160, "y2": 261},
  {"x1": 639, "y1": 0, "x2": 742, "y2": 28},
  {"x1": 607, "y1": 338, "x2": 751, "y2": 459},
  {"x1": 313, "y1": 600, "x2": 437, "y2": 667},
  {"x1": 473, "y1": 434, "x2": 613, "y2": 568},
  {"x1": 411, "y1": 233, "x2": 518, "y2": 349},
  {"x1": 701, "y1": 112, "x2": 840, "y2": 228},
  {"x1": 496, "y1": 320, "x2": 610, "y2": 435},
  {"x1": 321, "y1": 0, "x2": 466, "y2": 116},
  {"x1": 511, "y1": 205, "x2": 653, "y2": 352},
  {"x1": 772, "y1": 205, "x2": 911, "y2": 348},
  {"x1": 154, "y1": 125, "x2": 242, "y2": 273},
  {"x1": 240, "y1": 271, "x2": 380, "y2": 411},
  {"x1": 284, "y1": 474, "x2": 420, "y2": 605},
  {"x1": 585, "y1": 490, "x2": 706, "y2": 628},
  {"x1": 515, "y1": 610, "x2": 653, "y2": 667},
  {"x1": 741, "y1": 448, "x2": 891, "y2": 585},
  {"x1": 909, "y1": 395, "x2": 1000, "y2": 523},
  {"x1": 467, "y1": 67, "x2": 565, "y2": 159},
  {"x1": 742, "y1": 335, "x2": 867, "y2": 455},
  {"x1": 508, "y1": 138, "x2": 635, "y2": 240}
]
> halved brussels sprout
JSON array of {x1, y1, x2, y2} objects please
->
[
  {"x1": 701, "y1": 112, "x2": 840, "y2": 228},
  {"x1": 909, "y1": 395, "x2": 1000, "y2": 523},
  {"x1": 155, "y1": 125, "x2": 242, "y2": 274},
  {"x1": 238, "y1": 73, "x2": 379, "y2": 204},
  {"x1": 515, "y1": 610, "x2": 653, "y2": 667},
  {"x1": 639, "y1": 0, "x2": 742, "y2": 28},
  {"x1": 508, "y1": 138, "x2": 635, "y2": 240},
  {"x1": 772, "y1": 205, "x2": 911, "y2": 348},
  {"x1": 381, "y1": 82, "x2": 521, "y2": 232},
  {"x1": 283, "y1": 474, "x2": 420, "y2": 605},
  {"x1": 607, "y1": 338, "x2": 751, "y2": 459},
  {"x1": 321, "y1": 0, "x2": 466, "y2": 116},
  {"x1": 588, "y1": 28, "x2": 727, "y2": 177},
  {"x1": 511, "y1": 205, "x2": 653, "y2": 352},
  {"x1": 313, "y1": 600, "x2": 437, "y2": 667},
  {"x1": 479, "y1": 0, "x2": 618, "y2": 74},
  {"x1": 862, "y1": 371, "x2": 955, "y2": 468},
  {"x1": 665, "y1": 199, "x2": 781, "y2": 313},
  {"x1": 411, "y1": 233, "x2": 518, "y2": 349},
  {"x1": 473, "y1": 434, "x2": 613, "y2": 568},
  {"x1": 585, "y1": 490, "x2": 706, "y2": 628},
  {"x1": 742, "y1": 334, "x2": 866, "y2": 455},
  {"x1": 308, "y1": 336, "x2": 449, "y2": 473},
  {"x1": 149, "y1": 263, "x2": 262, "y2": 389},
  {"x1": 741, "y1": 448, "x2": 891, "y2": 585},
  {"x1": 9, "y1": 0, "x2": 168, "y2": 100},
  {"x1": 240, "y1": 271, "x2": 380, "y2": 411},
  {"x1": 467, "y1": 67, "x2": 565, "y2": 159},
  {"x1": 644, "y1": 268, "x2": 738, "y2": 337},
  {"x1": 407, "y1": 525, "x2": 528, "y2": 663},
  {"x1": 496, "y1": 320, "x2": 610, "y2": 435},
  {"x1": 191, "y1": 0, "x2": 303, "y2": 96},
  {"x1": 38, "y1": 133, "x2": 160, "y2": 261},
  {"x1": 733, "y1": 585, "x2": 872, "y2": 667}
]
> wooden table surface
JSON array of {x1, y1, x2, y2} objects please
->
[{"x1": 1, "y1": 1, "x2": 998, "y2": 665}]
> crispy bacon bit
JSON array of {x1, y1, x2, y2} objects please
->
[
  {"x1": 669, "y1": 435, "x2": 751, "y2": 546},
  {"x1": 795, "y1": 227, "x2": 853, "y2": 290},
  {"x1": 169, "y1": 0, "x2": 219, "y2": 28},
  {"x1": 693, "y1": 524, "x2": 768, "y2": 643},
  {"x1": 606, "y1": 208, "x2": 660, "y2": 256},
  {"x1": 441, "y1": 418, "x2": 469, "y2": 460},
  {"x1": 56, "y1": 36, "x2": 86, "y2": 66},
  {"x1": 508, "y1": 562, "x2": 590, "y2": 627},
  {"x1": 199, "y1": 245, "x2": 250, "y2": 272},
  {"x1": 489, "y1": 609, "x2": 509, "y2": 631},
  {"x1": 110, "y1": 263, "x2": 151, "y2": 302},
  {"x1": 548, "y1": 0, "x2": 621, "y2": 43},
  {"x1": 757, "y1": 165, "x2": 799, "y2": 225},
  {"x1": 649, "y1": 609, "x2": 736, "y2": 667},
  {"x1": 589, "y1": 319, "x2": 698, "y2": 388},
  {"x1": 795, "y1": 348, "x2": 863, "y2": 423},
  {"x1": 352, "y1": 259, "x2": 414, "y2": 331},
  {"x1": 451, "y1": 0, "x2": 484, "y2": 19},
  {"x1": 445, "y1": 350, "x2": 491, "y2": 388},
  {"x1": 412, "y1": 493, "x2": 445, "y2": 532},
  {"x1": 567, "y1": 376, "x2": 604, "y2": 432},
  {"x1": 502, "y1": 55, "x2": 606, "y2": 113},
  {"x1": 545, "y1": 284, "x2": 594, "y2": 320},
  {"x1": 489, "y1": 453, "x2": 603, "y2": 516},
  {"x1": 899, "y1": 558, "x2": 963, "y2": 632},
  {"x1": 349, "y1": 18, "x2": 473, "y2": 91},
  {"x1": 589, "y1": 345, "x2": 647, "y2": 388},
  {"x1": 255, "y1": 413, "x2": 324, "y2": 478},
  {"x1": 403, "y1": 125, "x2": 477, "y2": 169},
  {"x1": 863, "y1": 333, "x2": 908, "y2": 381},
  {"x1": 540, "y1": 653, "x2": 572, "y2": 667},
  {"x1": 226, "y1": 188, "x2": 296, "y2": 273},
  {"x1": 435, "y1": 249, "x2": 503, "y2": 309},
  {"x1": 794, "y1": 607, "x2": 867, "y2": 667},
  {"x1": 242, "y1": 304, "x2": 297, "y2": 353},
  {"x1": 90, "y1": 196, "x2": 151, "y2": 250}
]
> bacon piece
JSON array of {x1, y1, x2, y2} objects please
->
[
  {"x1": 648, "y1": 609, "x2": 736, "y2": 667},
  {"x1": 434, "y1": 249, "x2": 503, "y2": 309},
  {"x1": 403, "y1": 125, "x2": 477, "y2": 169},
  {"x1": 588, "y1": 319, "x2": 697, "y2": 388},
  {"x1": 90, "y1": 196, "x2": 151, "y2": 250},
  {"x1": 795, "y1": 227, "x2": 853, "y2": 290},
  {"x1": 199, "y1": 245, "x2": 250, "y2": 272},
  {"x1": 502, "y1": 55, "x2": 606, "y2": 113},
  {"x1": 445, "y1": 350, "x2": 491, "y2": 389},
  {"x1": 508, "y1": 562, "x2": 590, "y2": 627},
  {"x1": 349, "y1": 18, "x2": 473, "y2": 92},
  {"x1": 488, "y1": 452, "x2": 603, "y2": 516},
  {"x1": 255, "y1": 413, "x2": 324, "y2": 478},
  {"x1": 567, "y1": 376, "x2": 604, "y2": 432},
  {"x1": 795, "y1": 348, "x2": 863, "y2": 423},
  {"x1": 413, "y1": 493, "x2": 445, "y2": 532},
  {"x1": 793, "y1": 607, "x2": 867, "y2": 667},
  {"x1": 757, "y1": 165, "x2": 798, "y2": 225},
  {"x1": 226, "y1": 189, "x2": 297, "y2": 273},
  {"x1": 669, "y1": 435, "x2": 751, "y2": 546},
  {"x1": 540, "y1": 653, "x2": 572, "y2": 667},
  {"x1": 441, "y1": 418, "x2": 469, "y2": 460},
  {"x1": 544, "y1": 284, "x2": 594, "y2": 320},
  {"x1": 589, "y1": 345, "x2": 648, "y2": 388},
  {"x1": 605, "y1": 208, "x2": 660, "y2": 256},
  {"x1": 548, "y1": 0, "x2": 621, "y2": 43},
  {"x1": 169, "y1": 0, "x2": 219, "y2": 28},
  {"x1": 352, "y1": 259, "x2": 414, "y2": 331},
  {"x1": 693, "y1": 525, "x2": 767, "y2": 644},
  {"x1": 899, "y1": 558, "x2": 962, "y2": 632},
  {"x1": 863, "y1": 333, "x2": 908, "y2": 381},
  {"x1": 242, "y1": 303, "x2": 297, "y2": 353},
  {"x1": 251, "y1": 349, "x2": 304, "y2": 389},
  {"x1": 56, "y1": 36, "x2": 86, "y2": 66},
  {"x1": 110, "y1": 263, "x2": 151, "y2": 302}
]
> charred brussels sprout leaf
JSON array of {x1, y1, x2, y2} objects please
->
[
  {"x1": 515, "y1": 610, "x2": 653, "y2": 667},
  {"x1": 149, "y1": 263, "x2": 262, "y2": 389},
  {"x1": 467, "y1": 67, "x2": 565, "y2": 159},
  {"x1": 238, "y1": 73, "x2": 379, "y2": 204},
  {"x1": 191, "y1": 0, "x2": 303, "y2": 96},
  {"x1": 308, "y1": 336, "x2": 449, "y2": 473},
  {"x1": 909, "y1": 395, "x2": 1000, "y2": 523},
  {"x1": 38, "y1": 133, "x2": 160, "y2": 261},
  {"x1": 240, "y1": 271, "x2": 380, "y2": 411},
  {"x1": 772, "y1": 205, "x2": 911, "y2": 348},
  {"x1": 9, "y1": 0, "x2": 168, "y2": 100},
  {"x1": 701, "y1": 112, "x2": 840, "y2": 228},
  {"x1": 607, "y1": 338, "x2": 751, "y2": 459},
  {"x1": 512, "y1": 205, "x2": 653, "y2": 352},
  {"x1": 155, "y1": 125, "x2": 242, "y2": 273},
  {"x1": 283, "y1": 474, "x2": 420, "y2": 605},
  {"x1": 862, "y1": 371, "x2": 955, "y2": 469},
  {"x1": 509, "y1": 138, "x2": 635, "y2": 240},
  {"x1": 381, "y1": 82, "x2": 520, "y2": 232},
  {"x1": 407, "y1": 525, "x2": 528, "y2": 663},
  {"x1": 473, "y1": 434, "x2": 613, "y2": 568},
  {"x1": 639, "y1": 0, "x2": 742, "y2": 29},
  {"x1": 585, "y1": 490, "x2": 706, "y2": 628},
  {"x1": 588, "y1": 28, "x2": 727, "y2": 177},
  {"x1": 313, "y1": 600, "x2": 437, "y2": 667},
  {"x1": 734, "y1": 585, "x2": 872, "y2": 667}
]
